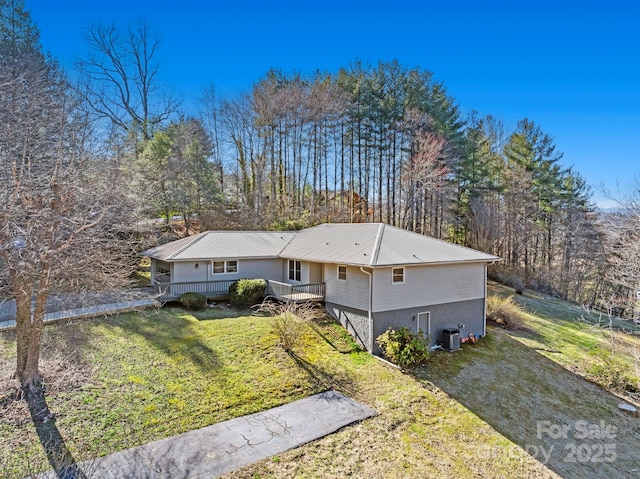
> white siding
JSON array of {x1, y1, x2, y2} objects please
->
[
  {"x1": 173, "y1": 261, "x2": 208, "y2": 282},
  {"x1": 372, "y1": 263, "x2": 485, "y2": 312},
  {"x1": 324, "y1": 264, "x2": 369, "y2": 311},
  {"x1": 309, "y1": 262, "x2": 322, "y2": 283},
  {"x1": 240, "y1": 259, "x2": 286, "y2": 281},
  {"x1": 172, "y1": 259, "x2": 285, "y2": 283}
]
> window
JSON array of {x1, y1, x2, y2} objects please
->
[
  {"x1": 212, "y1": 260, "x2": 238, "y2": 274},
  {"x1": 392, "y1": 267, "x2": 405, "y2": 284},
  {"x1": 213, "y1": 261, "x2": 225, "y2": 274},
  {"x1": 288, "y1": 260, "x2": 301, "y2": 281},
  {"x1": 338, "y1": 265, "x2": 347, "y2": 281}
]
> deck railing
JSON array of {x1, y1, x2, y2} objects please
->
[
  {"x1": 267, "y1": 280, "x2": 325, "y2": 302},
  {"x1": 152, "y1": 279, "x2": 236, "y2": 301},
  {"x1": 152, "y1": 278, "x2": 325, "y2": 303}
]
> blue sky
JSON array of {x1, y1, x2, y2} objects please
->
[{"x1": 27, "y1": 0, "x2": 640, "y2": 207}]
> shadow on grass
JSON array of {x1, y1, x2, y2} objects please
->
[
  {"x1": 418, "y1": 329, "x2": 640, "y2": 479},
  {"x1": 25, "y1": 386, "x2": 88, "y2": 479},
  {"x1": 113, "y1": 310, "x2": 221, "y2": 372},
  {"x1": 308, "y1": 319, "x2": 361, "y2": 354},
  {"x1": 288, "y1": 351, "x2": 356, "y2": 397},
  {"x1": 187, "y1": 305, "x2": 254, "y2": 321},
  {"x1": 26, "y1": 384, "x2": 205, "y2": 479}
]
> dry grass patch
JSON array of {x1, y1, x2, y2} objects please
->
[{"x1": 486, "y1": 294, "x2": 527, "y2": 330}]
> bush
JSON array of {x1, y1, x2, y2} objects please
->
[
  {"x1": 180, "y1": 292, "x2": 207, "y2": 310},
  {"x1": 489, "y1": 269, "x2": 525, "y2": 295},
  {"x1": 512, "y1": 277, "x2": 525, "y2": 295},
  {"x1": 255, "y1": 300, "x2": 326, "y2": 353},
  {"x1": 271, "y1": 216, "x2": 314, "y2": 231},
  {"x1": 486, "y1": 295, "x2": 525, "y2": 330},
  {"x1": 228, "y1": 279, "x2": 267, "y2": 308},
  {"x1": 269, "y1": 313, "x2": 306, "y2": 353},
  {"x1": 587, "y1": 355, "x2": 639, "y2": 394},
  {"x1": 376, "y1": 327, "x2": 429, "y2": 367}
]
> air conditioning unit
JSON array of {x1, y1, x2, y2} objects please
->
[{"x1": 441, "y1": 328, "x2": 460, "y2": 351}]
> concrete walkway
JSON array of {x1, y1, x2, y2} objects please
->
[
  {"x1": 0, "y1": 298, "x2": 159, "y2": 331},
  {"x1": 42, "y1": 390, "x2": 377, "y2": 479}
]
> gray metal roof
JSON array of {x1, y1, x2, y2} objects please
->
[
  {"x1": 279, "y1": 223, "x2": 501, "y2": 267},
  {"x1": 142, "y1": 223, "x2": 500, "y2": 266},
  {"x1": 142, "y1": 231, "x2": 297, "y2": 261}
]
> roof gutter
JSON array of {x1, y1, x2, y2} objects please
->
[{"x1": 360, "y1": 266, "x2": 374, "y2": 352}]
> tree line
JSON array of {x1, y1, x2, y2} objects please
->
[
  {"x1": 199, "y1": 65, "x2": 604, "y2": 306},
  {"x1": 75, "y1": 18, "x2": 614, "y2": 310}
]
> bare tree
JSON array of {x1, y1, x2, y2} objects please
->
[
  {"x1": 0, "y1": 28, "x2": 137, "y2": 391},
  {"x1": 601, "y1": 182, "x2": 640, "y2": 317},
  {"x1": 466, "y1": 196, "x2": 500, "y2": 253},
  {"x1": 398, "y1": 111, "x2": 448, "y2": 234},
  {"x1": 199, "y1": 82, "x2": 225, "y2": 193},
  {"x1": 76, "y1": 20, "x2": 178, "y2": 141}
]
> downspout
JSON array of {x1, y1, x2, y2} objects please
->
[
  {"x1": 362, "y1": 224, "x2": 384, "y2": 353},
  {"x1": 360, "y1": 267, "x2": 373, "y2": 352},
  {"x1": 484, "y1": 260, "x2": 499, "y2": 337},
  {"x1": 483, "y1": 264, "x2": 487, "y2": 337}
]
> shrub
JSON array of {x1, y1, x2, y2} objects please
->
[
  {"x1": 269, "y1": 313, "x2": 307, "y2": 353},
  {"x1": 486, "y1": 295, "x2": 525, "y2": 330},
  {"x1": 587, "y1": 355, "x2": 640, "y2": 394},
  {"x1": 180, "y1": 292, "x2": 207, "y2": 310},
  {"x1": 256, "y1": 300, "x2": 326, "y2": 353},
  {"x1": 489, "y1": 269, "x2": 525, "y2": 295},
  {"x1": 271, "y1": 216, "x2": 314, "y2": 231},
  {"x1": 376, "y1": 327, "x2": 429, "y2": 367},
  {"x1": 228, "y1": 279, "x2": 267, "y2": 308},
  {"x1": 512, "y1": 277, "x2": 525, "y2": 295}
]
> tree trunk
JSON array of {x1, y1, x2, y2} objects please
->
[
  {"x1": 14, "y1": 279, "x2": 33, "y2": 385},
  {"x1": 14, "y1": 263, "x2": 50, "y2": 391}
]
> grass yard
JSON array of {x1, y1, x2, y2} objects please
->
[
  {"x1": 489, "y1": 281, "x2": 640, "y2": 395},
  {"x1": 1, "y1": 304, "x2": 555, "y2": 479},
  {"x1": 0, "y1": 306, "x2": 329, "y2": 477},
  {"x1": 1, "y1": 286, "x2": 639, "y2": 479}
]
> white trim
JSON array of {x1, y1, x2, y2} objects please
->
[
  {"x1": 391, "y1": 267, "x2": 405, "y2": 284},
  {"x1": 211, "y1": 259, "x2": 239, "y2": 275},
  {"x1": 337, "y1": 264, "x2": 348, "y2": 282},
  {"x1": 417, "y1": 311, "x2": 431, "y2": 344},
  {"x1": 360, "y1": 266, "x2": 374, "y2": 352},
  {"x1": 288, "y1": 259, "x2": 301, "y2": 282}
]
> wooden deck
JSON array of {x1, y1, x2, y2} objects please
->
[
  {"x1": 267, "y1": 280, "x2": 325, "y2": 302},
  {"x1": 277, "y1": 291, "x2": 325, "y2": 302}
]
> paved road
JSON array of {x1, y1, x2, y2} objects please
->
[
  {"x1": 0, "y1": 290, "x2": 159, "y2": 331},
  {"x1": 41, "y1": 390, "x2": 377, "y2": 479}
]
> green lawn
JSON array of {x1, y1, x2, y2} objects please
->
[
  {"x1": 488, "y1": 281, "x2": 640, "y2": 395},
  {"x1": 2, "y1": 288, "x2": 639, "y2": 479},
  {"x1": 0, "y1": 305, "x2": 555, "y2": 479}
]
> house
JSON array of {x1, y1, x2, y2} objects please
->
[{"x1": 142, "y1": 223, "x2": 500, "y2": 353}]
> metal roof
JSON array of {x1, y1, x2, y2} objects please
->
[
  {"x1": 142, "y1": 231, "x2": 297, "y2": 261},
  {"x1": 142, "y1": 223, "x2": 500, "y2": 266},
  {"x1": 279, "y1": 223, "x2": 501, "y2": 267}
]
